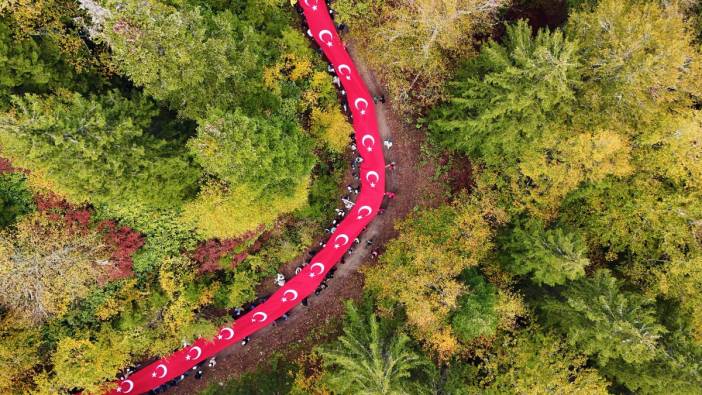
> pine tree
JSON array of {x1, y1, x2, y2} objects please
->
[
  {"x1": 319, "y1": 303, "x2": 433, "y2": 395},
  {"x1": 429, "y1": 20, "x2": 581, "y2": 167},
  {"x1": 541, "y1": 270, "x2": 666, "y2": 365},
  {"x1": 101, "y1": 0, "x2": 258, "y2": 120},
  {"x1": 502, "y1": 219, "x2": 590, "y2": 286}
]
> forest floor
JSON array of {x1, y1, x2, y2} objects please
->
[{"x1": 167, "y1": 42, "x2": 450, "y2": 394}]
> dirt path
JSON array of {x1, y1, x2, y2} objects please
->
[{"x1": 167, "y1": 42, "x2": 443, "y2": 395}]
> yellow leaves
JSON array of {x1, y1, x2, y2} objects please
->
[
  {"x1": 51, "y1": 334, "x2": 130, "y2": 394},
  {"x1": 95, "y1": 279, "x2": 142, "y2": 321},
  {"x1": 427, "y1": 327, "x2": 460, "y2": 361},
  {"x1": 0, "y1": 326, "x2": 42, "y2": 394},
  {"x1": 642, "y1": 112, "x2": 702, "y2": 189},
  {"x1": 158, "y1": 261, "x2": 178, "y2": 298},
  {"x1": 290, "y1": 58, "x2": 312, "y2": 81},
  {"x1": 339, "y1": 0, "x2": 508, "y2": 113},
  {"x1": 310, "y1": 107, "x2": 353, "y2": 153},
  {"x1": 0, "y1": 213, "x2": 110, "y2": 325},
  {"x1": 290, "y1": 352, "x2": 330, "y2": 395},
  {"x1": 565, "y1": 130, "x2": 633, "y2": 178},
  {"x1": 198, "y1": 281, "x2": 220, "y2": 306},
  {"x1": 572, "y1": 0, "x2": 702, "y2": 126},
  {"x1": 654, "y1": 255, "x2": 702, "y2": 342},
  {"x1": 158, "y1": 255, "x2": 195, "y2": 296},
  {"x1": 263, "y1": 66, "x2": 282, "y2": 92},
  {"x1": 517, "y1": 129, "x2": 632, "y2": 218},
  {"x1": 163, "y1": 298, "x2": 194, "y2": 335},
  {"x1": 181, "y1": 178, "x2": 309, "y2": 239},
  {"x1": 494, "y1": 289, "x2": 526, "y2": 331},
  {"x1": 226, "y1": 269, "x2": 258, "y2": 307},
  {"x1": 365, "y1": 200, "x2": 494, "y2": 360},
  {"x1": 264, "y1": 53, "x2": 312, "y2": 91},
  {"x1": 95, "y1": 297, "x2": 121, "y2": 322}
]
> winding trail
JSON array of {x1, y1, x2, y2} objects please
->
[{"x1": 106, "y1": 2, "x2": 386, "y2": 394}]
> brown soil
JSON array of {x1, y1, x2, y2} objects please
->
[{"x1": 167, "y1": 41, "x2": 445, "y2": 395}]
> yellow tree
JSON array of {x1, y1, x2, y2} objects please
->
[
  {"x1": 457, "y1": 327, "x2": 610, "y2": 394},
  {"x1": 364, "y1": 196, "x2": 503, "y2": 359},
  {"x1": 338, "y1": 0, "x2": 510, "y2": 113},
  {"x1": 570, "y1": 0, "x2": 702, "y2": 129}
]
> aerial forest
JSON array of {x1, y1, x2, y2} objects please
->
[{"x1": 1, "y1": 0, "x2": 702, "y2": 394}]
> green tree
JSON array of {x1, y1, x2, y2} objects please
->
[
  {"x1": 335, "y1": 0, "x2": 510, "y2": 113},
  {"x1": 0, "y1": 91, "x2": 200, "y2": 211},
  {"x1": 541, "y1": 270, "x2": 666, "y2": 365},
  {"x1": 429, "y1": 20, "x2": 581, "y2": 166},
  {"x1": 101, "y1": 0, "x2": 261, "y2": 120},
  {"x1": 0, "y1": 21, "x2": 69, "y2": 105},
  {"x1": 0, "y1": 326, "x2": 42, "y2": 394},
  {"x1": 0, "y1": 172, "x2": 34, "y2": 227},
  {"x1": 598, "y1": 303, "x2": 702, "y2": 394},
  {"x1": 46, "y1": 332, "x2": 131, "y2": 394},
  {"x1": 365, "y1": 198, "x2": 500, "y2": 358},
  {"x1": 450, "y1": 269, "x2": 500, "y2": 341},
  {"x1": 188, "y1": 108, "x2": 314, "y2": 195},
  {"x1": 502, "y1": 219, "x2": 590, "y2": 286},
  {"x1": 319, "y1": 302, "x2": 433, "y2": 395}
]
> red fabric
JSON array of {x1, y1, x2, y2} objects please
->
[{"x1": 107, "y1": 3, "x2": 385, "y2": 393}]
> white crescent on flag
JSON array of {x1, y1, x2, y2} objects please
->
[
  {"x1": 117, "y1": 380, "x2": 134, "y2": 393},
  {"x1": 252, "y1": 311, "x2": 268, "y2": 323},
  {"x1": 186, "y1": 346, "x2": 202, "y2": 361},
  {"x1": 309, "y1": 262, "x2": 325, "y2": 277},
  {"x1": 219, "y1": 327, "x2": 235, "y2": 340},
  {"x1": 361, "y1": 134, "x2": 375, "y2": 152},
  {"x1": 338, "y1": 64, "x2": 352, "y2": 80},
  {"x1": 303, "y1": 0, "x2": 318, "y2": 11},
  {"x1": 318, "y1": 30, "x2": 334, "y2": 47},
  {"x1": 366, "y1": 170, "x2": 380, "y2": 187},
  {"x1": 334, "y1": 234, "x2": 349, "y2": 248},
  {"x1": 356, "y1": 205, "x2": 372, "y2": 220},
  {"x1": 282, "y1": 289, "x2": 299, "y2": 302},
  {"x1": 354, "y1": 98, "x2": 369, "y2": 115},
  {"x1": 152, "y1": 364, "x2": 167, "y2": 379}
]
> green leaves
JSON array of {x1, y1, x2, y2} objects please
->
[
  {"x1": 450, "y1": 270, "x2": 500, "y2": 341},
  {"x1": 569, "y1": 0, "x2": 702, "y2": 128},
  {"x1": 502, "y1": 218, "x2": 590, "y2": 286},
  {"x1": 0, "y1": 91, "x2": 200, "y2": 211},
  {"x1": 102, "y1": 1, "x2": 251, "y2": 120},
  {"x1": 319, "y1": 302, "x2": 433, "y2": 395},
  {"x1": 429, "y1": 20, "x2": 581, "y2": 166},
  {"x1": 542, "y1": 270, "x2": 666, "y2": 365},
  {"x1": 189, "y1": 108, "x2": 314, "y2": 196},
  {"x1": 0, "y1": 173, "x2": 34, "y2": 227}
]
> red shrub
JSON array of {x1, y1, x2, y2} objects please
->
[{"x1": 99, "y1": 220, "x2": 144, "y2": 281}]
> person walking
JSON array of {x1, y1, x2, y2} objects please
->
[{"x1": 274, "y1": 273, "x2": 285, "y2": 287}]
